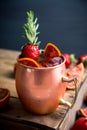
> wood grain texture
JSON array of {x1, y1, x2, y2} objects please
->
[
  {"x1": 0, "y1": 49, "x2": 20, "y2": 97},
  {"x1": 0, "y1": 49, "x2": 87, "y2": 130}
]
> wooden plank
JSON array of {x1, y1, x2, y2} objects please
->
[{"x1": 0, "y1": 49, "x2": 87, "y2": 130}]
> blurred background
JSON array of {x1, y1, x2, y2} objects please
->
[{"x1": 0, "y1": 0, "x2": 87, "y2": 57}]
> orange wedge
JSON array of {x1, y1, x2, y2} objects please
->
[
  {"x1": 44, "y1": 43, "x2": 61, "y2": 58},
  {"x1": 66, "y1": 63, "x2": 84, "y2": 90},
  {"x1": 17, "y1": 57, "x2": 40, "y2": 67},
  {"x1": 79, "y1": 108, "x2": 87, "y2": 117}
]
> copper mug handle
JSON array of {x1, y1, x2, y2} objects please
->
[{"x1": 60, "y1": 76, "x2": 77, "y2": 108}]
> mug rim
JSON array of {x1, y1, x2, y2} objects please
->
[{"x1": 17, "y1": 55, "x2": 66, "y2": 70}]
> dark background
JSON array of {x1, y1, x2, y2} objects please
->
[{"x1": 0, "y1": 0, "x2": 87, "y2": 57}]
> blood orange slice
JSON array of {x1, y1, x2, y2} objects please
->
[
  {"x1": 0, "y1": 88, "x2": 10, "y2": 108},
  {"x1": 17, "y1": 57, "x2": 40, "y2": 67},
  {"x1": 79, "y1": 108, "x2": 87, "y2": 117},
  {"x1": 44, "y1": 43, "x2": 61, "y2": 58},
  {"x1": 66, "y1": 63, "x2": 84, "y2": 89}
]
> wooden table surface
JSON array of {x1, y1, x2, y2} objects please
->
[
  {"x1": 0, "y1": 49, "x2": 20, "y2": 97},
  {"x1": 0, "y1": 48, "x2": 87, "y2": 130}
]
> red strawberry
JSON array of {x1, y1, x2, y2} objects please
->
[
  {"x1": 63, "y1": 53, "x2": 71, "y2": 67},
  {"x1": 20, "y1": 11, "x2": 41, "y2": 60},
  {"x1": 22, "y1": 44, "x2": 40, "y2": 60}
]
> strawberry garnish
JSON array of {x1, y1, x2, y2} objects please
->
[
  {"x1": 21, "y1": 10, "x2": 41, "y2": 60},
  {"x1": 22, "y1": 44, "x2": 40, "y2": 60}
]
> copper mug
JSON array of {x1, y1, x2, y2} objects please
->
[{"x1": 15, "y1": 56, "x2": 77, "y2": 114}]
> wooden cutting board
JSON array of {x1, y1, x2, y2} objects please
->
[{"x1": 0, "y1": 48, "x2": 87, "y2": 130}]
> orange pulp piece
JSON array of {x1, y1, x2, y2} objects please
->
[
  {"x1": 44, "y1": 43, "x2": 61, "y2": 58},
  {"x1": 79, "y1": 108, "x2": 87, "y2": 117},
  {"x1": 17, "y1": 57, "x2": 40, "y2": 67}
]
